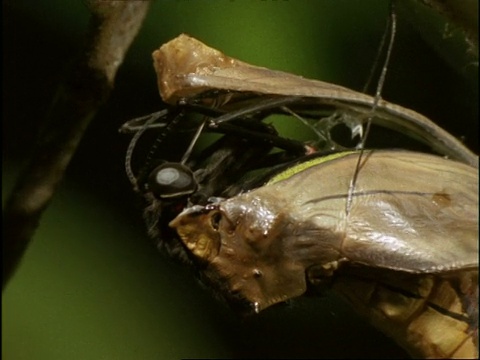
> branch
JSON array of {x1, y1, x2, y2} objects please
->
[
  {"x1": 421, "y1": 0, "x2": 478, "y2": 51},
  {"x1": 3, "y1": 0, "x2": 151, "y2": 290}
]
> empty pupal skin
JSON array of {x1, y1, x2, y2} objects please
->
[
  {"x1": 152, "y1": 34, "x2": 477, "y2": 167},
  {"x1": 171, "y1": 193, "x2": 344, "y2": 313},
  {"x1": 170, "y1": 151, "x2": 478, "y2": 312}
]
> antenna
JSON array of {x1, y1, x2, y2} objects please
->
[
  {"x1": 345, "y1": 1, "x2": 397, "y2": 216},
  {"x1": 123, "y1": 110, "x2": 168, "y2": 191}
]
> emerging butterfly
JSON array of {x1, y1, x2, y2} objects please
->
[{"x1": 122, "y1": 33, "x2": 478, "y2": 358}]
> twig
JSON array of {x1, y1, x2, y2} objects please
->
[{"x1": 2, "y1": 0, "x2": 151, "y2": 290}]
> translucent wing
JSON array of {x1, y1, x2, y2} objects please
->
[{"x1": 153, "y1": 34, "x2": 477, "y2": 167}]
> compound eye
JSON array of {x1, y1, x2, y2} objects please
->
[{"x1": 148, "y1": 162, "x2": 197, "y2": 199}]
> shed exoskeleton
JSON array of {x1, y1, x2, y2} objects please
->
[{"x1": 170, "y1": 150, "x2": 478, "y2": 358}]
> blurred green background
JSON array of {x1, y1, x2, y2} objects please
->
[{"x1": 3, "y1": 1, "x2": 477, "y2": 359}]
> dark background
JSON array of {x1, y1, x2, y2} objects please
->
[{"x1": 3, "y1": 1, "x2": 477, "y2": 359}]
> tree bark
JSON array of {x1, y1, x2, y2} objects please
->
[{"x1": 2, "y1": 0, "x2": 151, "y2": 290}]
